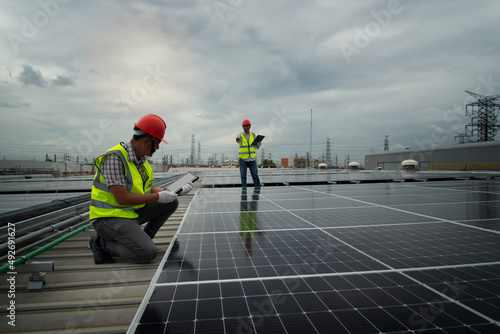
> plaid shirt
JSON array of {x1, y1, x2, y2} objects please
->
[{"x1": 101, "y1": 141, "x2": 146, "y2": 187}]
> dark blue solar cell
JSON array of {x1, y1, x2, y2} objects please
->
[
  {"x1": 222, "y1": 297, "x2": 250, "y2": 318},
  {"x1": 139, "y1": 301, "x2": 171, "y2": 324},
  {"x1": 195, "y1": 299, "x2": 222, "y2": 320},
  {"x1": 198, "y1": 283, "x2": 220, "y2": 299},
  {"x1": 221, "y1": 281, "x2": 244, "y2": 298}
]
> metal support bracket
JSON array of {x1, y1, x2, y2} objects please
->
[
  {"x1": 28, "y1": 272, "x2": 46, "y2": 290},
  {"x1": 15, "y1": 261, "x2": 54, "y2": 290}
]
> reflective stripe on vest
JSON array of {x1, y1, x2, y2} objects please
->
[
  {"x1": 89, "y1": 143, "x2": 153, "y2": 220},
  {"x1": 238, "y1": 132, "x2": 256, "y2": 160}
]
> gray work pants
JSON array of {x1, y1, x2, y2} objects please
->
[{"x1": 93, "y1": 198, "x2": 179, "y2": 263}]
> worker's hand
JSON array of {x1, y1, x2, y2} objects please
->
[
  {"x1": 236, "y1": 134, "x2": 242, "y2": 142},
  {"x1": 157, "y1": 190, "x2": 178, "y2": 203},
  {"x1": 178, "y1": 181, "x2": 194, "y2": 196}
]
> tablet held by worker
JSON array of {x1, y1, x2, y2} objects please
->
[{"x1": 251, "y1": 135, "x2": 265, "y2": 146}]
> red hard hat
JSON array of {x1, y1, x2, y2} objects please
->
[
  {"x1": 242, "y1": 119, "x2": 251, "y2": 126},
  {"x1": 135, "y1": 114, "x2": 168, "y2": 144}
]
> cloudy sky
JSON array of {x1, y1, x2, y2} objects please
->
[{"x1": 1, "y1": 0, "x2": 499, "y2": 166}]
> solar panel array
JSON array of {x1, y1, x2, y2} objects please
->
[
  {"x1": 201, "y1": 169, "x2": 500, "y2": 187},
  {"x1": 129, "y1": 178, "x2": 500, "y2": 333}
]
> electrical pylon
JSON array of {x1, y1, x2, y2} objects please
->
[{"x1": 460, "y1": 91, "x2": 500, "y2": 142}]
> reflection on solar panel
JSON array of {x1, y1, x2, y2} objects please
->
[{"x1": 129, "y1": 180, "x2": 500, "y2": 333}]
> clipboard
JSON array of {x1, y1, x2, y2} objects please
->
[
  {"x1": 175, "y1": 176, "x2": 199, "y2": 194},
  {"x1": 251, "y1": 135, "x2": 265, "y2": 146},
  {"x1": 165, "y1": 172, "x2": 199, "y2": 194}
]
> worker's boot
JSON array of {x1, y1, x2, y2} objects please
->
[{"x1": 89, "y1": 236, "x2": 114, "y2": 264}]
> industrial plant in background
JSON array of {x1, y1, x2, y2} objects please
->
[
  {"x1": 366, "y1": 91, "x2": 500, "y2": 171},
  {"x1": 3, "y1": 91, "x2": 500, "y2": 176}
]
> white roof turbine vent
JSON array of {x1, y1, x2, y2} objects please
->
[
  {"x1": 401, "y1": 159, "x2": 418, "y2": 171},
  {"x1": 348, "y1": 162, "x2": 361, "y2": 169}
]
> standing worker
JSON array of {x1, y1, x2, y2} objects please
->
[
  {"x1": 236, "y1": 119, "x2": 261, "y2": 189},
  {"x1": 89, "y1": 114, "x2": 193, "y2": 264}
]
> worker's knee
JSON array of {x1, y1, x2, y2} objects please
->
[
  {"x1": 159, "y1": 197, "x2": 179, "y2": 213},
  {"x1": 136, "y1": 245, "x2": 158, "y2": 264}
]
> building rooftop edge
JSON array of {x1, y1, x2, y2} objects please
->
[{"x1": 366, "y1": 140, "x2": 500, "y2": 157}]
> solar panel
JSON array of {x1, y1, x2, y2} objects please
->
[{"x1": 128, "y1": 179, "x2": 500, "y2": 333}]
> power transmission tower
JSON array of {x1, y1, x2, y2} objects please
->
[
  {"x1": 190, "y1": 134, "x2": 195, "y2": 165},
  {"x1": 459, "y1": 91, "x2": 500, "y2": 142},
  {"x1": 454, "y1": 132, "x2": 471, "y2": 144},
  {"x1": 384, "y1": 135, "x2": 389, "y2": 151},
  {"x1": 162, "y1": 155, "x2": 168, "y2": 170},
  {"x1": 325, "y1": 138, "x2": 332, "y2": 167},
  {"x1": 309, "y1": 109, "x2": 313, "y2": 168}
]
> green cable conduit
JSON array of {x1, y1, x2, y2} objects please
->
[{"x1": 0, "y1": 222, "x2": 93, "y2": 274}]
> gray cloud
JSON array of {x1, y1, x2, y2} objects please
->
[
  {"x1": 52, "y1": 75, "x2": 75, "y2": 86},
  {"x1": 0, "y1": 101, "x2": 31, "y2": 108},
  {"x1": 15, "y1": 65, "x2": 76, "y2": 88},
  {"x1": 18, "y1": 64, "x2": 46, "y2": 87}
]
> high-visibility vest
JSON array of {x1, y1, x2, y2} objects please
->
[
  {"x1": 238, "y1": 132, "x2": 257, "y2": 160},
  {"x1": 89, "y1": 143, "x2": 153, "y2": 220}
]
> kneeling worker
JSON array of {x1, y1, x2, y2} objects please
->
[{"x1": 89, "y1": 114, "x2": 193, "y2": 264}]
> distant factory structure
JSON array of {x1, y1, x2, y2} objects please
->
[
  {"x1": 365, "y1": 141, "x2": 500, "y2": 171},
  {"x1": 367, "y1": 91, "x2": 500, "y2": 171}
]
